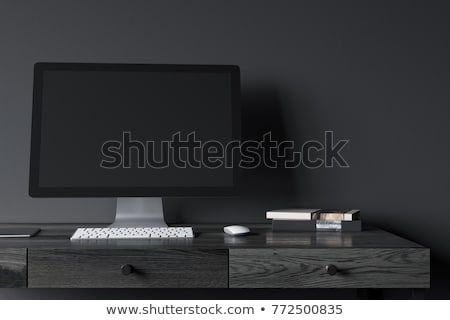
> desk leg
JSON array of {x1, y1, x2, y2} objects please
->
[
  {"x1": 411, "y1": 289, "x2": 426, "y2": 300},
  {"x1": 356, "y1": 289, "x2": 384, "y2": 300}
]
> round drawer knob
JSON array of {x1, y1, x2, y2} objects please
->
[
  {"x1": 325, "y1": 264, "x2": 338, "y2": 276},
  {"x1": 121, "y1": 264, "x2": 134, "y2": 275}
]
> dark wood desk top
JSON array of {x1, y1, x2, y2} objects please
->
[{"x1": 0, "y1": 223, "x2": 423, "y2": 249}]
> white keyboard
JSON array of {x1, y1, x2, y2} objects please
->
[{"x1": 70, "y1": 227, "x2": 194, "y2": 240}]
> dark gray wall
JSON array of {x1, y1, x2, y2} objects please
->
[{"x1": 1, "y1": 0, "x2": 449, "y2": 296}]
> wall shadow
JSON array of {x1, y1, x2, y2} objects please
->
[
  {"x1": 165, "y1": 84, "x2": 301, "y2": 223},
  {"x1": 239, "y1": 84, "x2": 297, "y2": 197}
]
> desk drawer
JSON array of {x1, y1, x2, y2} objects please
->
[
  {"x1": 0, "y1": 248, "x2": 27, "y2": 288},
  {"x1": 28, "y1": 249, "x2": 227, "y2": 288},
  {"x1": 229, "y1": 248, "x2": 430, "y2": 288}
]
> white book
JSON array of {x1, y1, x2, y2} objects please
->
[
  {"x1": 344, "y1": 209, "x2": 360, "y2": 221},
  {"x1": 266, "y1": 209, "x2": 320, "y2": 221},
  {"x1": 316, "y1": 220, "x2": 342, "y2": 230},
  {"x1": 313, "y1": 209, "x2": 361, "y2": 221}
]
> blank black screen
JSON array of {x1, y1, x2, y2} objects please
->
[{"x1": 37, "y1": 68, "x2": 234, "y2": 189}]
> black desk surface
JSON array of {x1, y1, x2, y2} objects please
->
[{"x1": 0, "y1": 223, "x2": 423, "y2": 249}]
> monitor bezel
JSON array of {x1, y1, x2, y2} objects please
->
[{"x1": 29, "y1": 62, "x2": 241, "y2": 197}]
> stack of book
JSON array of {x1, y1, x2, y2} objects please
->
[{"x1": 266, "y1": 208, "x2": 362, "y2": 232}]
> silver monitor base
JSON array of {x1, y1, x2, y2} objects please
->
[{"x1": 109, "y1": 197, "x2": 168, "y2": 228}]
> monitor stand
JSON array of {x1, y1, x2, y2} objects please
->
[{"x1": 109, "y1": 197, "x2": 168, "y2": 228}]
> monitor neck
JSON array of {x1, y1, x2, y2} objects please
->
[{"x1": 109, "y1": 197, "x2": 167, "y2": 228}]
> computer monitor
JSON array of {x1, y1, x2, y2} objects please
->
[{"x1": 29, "y1": 63, "x2": 240, "y2": 227}]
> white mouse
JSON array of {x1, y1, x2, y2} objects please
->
[{"x1": 223, "y1": 225, "x2": 250, "y2": 236}]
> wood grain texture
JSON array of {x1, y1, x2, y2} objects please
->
[
  {"x1": 0, "y1": 248, "x2": 27, "y2": 288},
  {"x1": 229, "y1": 248, "x2": 430, "y2": 288},
  {"x1": 28, "y1": 249, "x2": 227, "y2": 288},
  {"x1": 0, "y1": 224, "x2": 431, "y2": 289},
  {"x1": 0, "y1": 224, "x2": 424, "y2": 249}
]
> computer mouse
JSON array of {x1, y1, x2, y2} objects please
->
[{"x1": 223, "y1": 225, "x2": 250, "y2": 236}]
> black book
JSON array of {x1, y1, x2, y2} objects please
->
[
  {"x1": 272, "y1": 220, "x2": 316, "y2": 232},
  {"x1": 272, "y1": 220, "x2": 362, "y2": 232}
]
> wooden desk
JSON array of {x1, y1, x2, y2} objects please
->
[{"x1": 0, "y1": 224, "x2": 429, "y2": 292}]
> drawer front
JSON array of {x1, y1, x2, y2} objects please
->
[
  {"x1": 0, "y1": 248, "x2": 27, "y2": 288},
  {"x1": 230, "y1": 248, "x2": 430, "y2": 288},
  {"x1": 28, "y1": 249, "x2": 227, "y2": 288}
]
